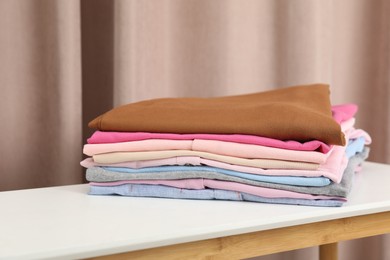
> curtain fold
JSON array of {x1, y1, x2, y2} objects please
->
[
  {"x1": 0, "y1": 0, "x2": 83, "y2": 189},
  {"x1": 0, "y1": 0, "x2": 389, "y2": 259}
]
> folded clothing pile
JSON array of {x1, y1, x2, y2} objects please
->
[{"x1": 81, "y1": 84, "x2": 371, "y2": 207}]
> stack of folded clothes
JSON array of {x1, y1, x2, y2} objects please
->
[{"x1": 81, "y1": 84, "x2": 371, "y2": 207}]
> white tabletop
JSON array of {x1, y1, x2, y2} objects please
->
[{"x1": 1, "y1": 162, "x2": 390, "y2": 260}]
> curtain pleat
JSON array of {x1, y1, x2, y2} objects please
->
[{"x1": 0, "y1": 0, "x2": 83, "y2": 190}]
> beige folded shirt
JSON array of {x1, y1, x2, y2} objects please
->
[{"x1": 92, "y1": 150, "x2": 319, "y2": 170}]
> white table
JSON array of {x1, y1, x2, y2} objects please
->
[{"x1": 1, "y1": 162, "x2": 390, "y2": 260}]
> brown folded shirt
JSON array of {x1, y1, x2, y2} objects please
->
[{"x1": 89, "y1": 84, "x2": 345, "y2": 145}]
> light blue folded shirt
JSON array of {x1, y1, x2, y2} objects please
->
[
  {"x1": 345, "y1": 137, "x2": 365, "y2": 159},
  {"x1": 89, "y1": 184, "x2": 343, "y2": 207}
]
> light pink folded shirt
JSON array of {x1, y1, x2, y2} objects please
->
[
  {"x1": 89, "y1": 179, "x2": 345, "y2": 201},
  {"x1": 83, "y1": 138, "x2": 331, "y2": 164},
  {"x1": 86, "y1": 104, "x2": 358, "y2": 153},
  {"x1": 349, "y1": 128, "x2": 372, "y2": 144},
  {"x1": 341, "y1": 118, "x2": 355, "y2": 132}
]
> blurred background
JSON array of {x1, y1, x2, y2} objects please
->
[{"x1": 0, "y1": 0, "x2": 389, "y2": 259}]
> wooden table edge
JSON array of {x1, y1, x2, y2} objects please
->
[{"x1": 88, "y1": 211, "x2": 390, "y2": 260}]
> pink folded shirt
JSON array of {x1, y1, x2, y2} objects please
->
[
  {"x1": 86, "y1": 104, "x2": 358, "y2": 153},
  {"x1": 89, "y1": 179, "x2": 345, "y2": 201}
]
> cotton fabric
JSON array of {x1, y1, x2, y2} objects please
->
[{"x1": 88, "y1": 84, "x2": 345, "y2": 145}]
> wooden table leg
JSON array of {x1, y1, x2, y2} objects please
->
[{"x1": 320, "y1": 242, "x2": 338, "y2": 260}]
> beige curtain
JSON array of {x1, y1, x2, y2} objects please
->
[{"x1": 0, "y1": 0, "x2": 389, "y2": 259}]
